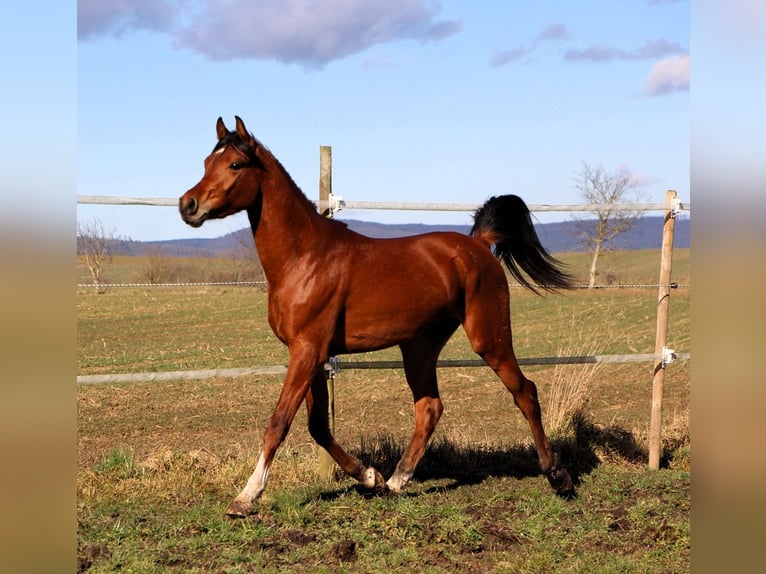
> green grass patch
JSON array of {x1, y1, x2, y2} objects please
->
[{"x1": 78, "y1": 434, "x2": 689, "y2": 572}]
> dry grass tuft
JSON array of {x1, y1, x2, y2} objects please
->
[
  {"x1": 628, "y1": 409, "x2": 691, "y2": 471},
  {"x1": 138, "y1": 446, "x2": 225, "y2": 473},
  {"x1": 138, "y1": 446, "x2": 175, "y2": 472},
  {"x1": 543, "y1": 308, "x2": 622, "y2": 436}
]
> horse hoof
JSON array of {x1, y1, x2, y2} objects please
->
[
  {"x1": 225, "y1": 499, "x2": 254, "y2": 518},
  {"x1": 547, "y1": 467, "x2": 576, "y2": 499},
  {"x1": 361, "y1": 467, "x2": 387, "y2": 490},
  {"x1": 373, "y1": 470, "x2": 387, "y2": 490}
]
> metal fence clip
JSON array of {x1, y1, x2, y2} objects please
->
[
  {"x1": 329, "y1": 193, "x2": 345, "y2": 216},
  {"x1": 661, "y1": 346, "x2": 677, "y2": 367},
  {"x1": 324, "y1": 356, "x2": 340, "y2": 378}
]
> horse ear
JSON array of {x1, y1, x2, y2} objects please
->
[
  {"x1": 234, "y1": 116, "x2": 249, "y2": 139},
  {"x1": 234, "y1": 116, "x2": 257, "y2": 150},
  {"x1": 216, "y1": 117, "x2": 228, "y2": 141}
]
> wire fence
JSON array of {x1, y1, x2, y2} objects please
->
[
  {"x1": 77, "y1": 281, "x2": 690, "y2": 289},
  {"x1": 77, "y1": 194, "x2": 690, "y2": 290},
  {"x1": 77, "y1": 281, "x2": 691, "y2": 289},
  {"x1": 77, "y1": 193, "x2": 691, "y2": 387},
  {"x1": 76, "y1": 281, "x2": 268, "y2": 288},
  {"x1": 78, "y1": 173, "x2": 690, "y2": 471}
]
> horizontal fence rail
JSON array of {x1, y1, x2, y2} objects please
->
[
  {"x1": 76, "y1": 352, "x2": 691, "y2": 385},
  {"x1": 77, "y1": 281, "x2": 690, "y2": 289},
  {"x1": 78, "y1": 195, "x2": 178, "y2": 207},
  {"x1": 76, "y1": 281, "x2": 269, "y2": 288},
  {"x1": 77, "y1": 366, "x2": 288, "y2": 385},
  {"x1": 77, "y1": 195, "x2": 691, "y2": 214},
  {"x1": 320, "y1": 199, "x2": 691, "y2": 214}
]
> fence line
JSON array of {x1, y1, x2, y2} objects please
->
[
  {"x1": 320, "y1": 199, "x2": 690, "y2": 215},
  {"x1": 77, "y1": 281, "x2": 689, "y2": 290},
  {"x1": 77, "y1": 281, "x2": 268, "y2": 288},
  {"x1": 76, "y1": 192, "x2": 691, "y2": 382},
  {"x1": 78, "y1": 194, "x2": 691, "y2": 215},
  {"x1": 76, "y1": 352, "x2": 691, "y2": 385},
  {"x1": 77, "y1": 365, "x2": 288, "y2": 385},
  {"x1": 78, "y1": 195, "x2": 178, "y2": 207},
  {"x1": 77, "y1": 175, "x2": 690, "y2": 471}
]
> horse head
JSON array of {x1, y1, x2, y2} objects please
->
[{"x1": 179, "y1": 116, "x2": 263, "y2": 227}]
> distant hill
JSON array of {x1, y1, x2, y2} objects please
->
[
  {"x1": 534, "y1": 215, "x2": 690, "y2": 253},
  {"x1": 113, "y1": 215, "x2": 689, "y2": 257}
]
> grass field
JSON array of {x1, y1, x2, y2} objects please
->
[{"x1": 78, "y1": 249, "x2": 690, "y2": 572}]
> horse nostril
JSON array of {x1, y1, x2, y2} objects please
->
[{"x1": 182, "y1": 196, "x2": 198, "y2": 215}]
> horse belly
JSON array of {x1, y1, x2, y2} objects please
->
[
  {"x1": 341, "y1": 289, "x2": 455, "y2": 353},
  {"x1": 337, "y1": 235, "x2": 470, "y2": 352}
]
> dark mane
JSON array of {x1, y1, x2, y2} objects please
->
[
  {"x1": 212, "y1": 130, "x2": 355, "y2": 233},
  {"x1": 219, "y1": 131, "x2": 329, "y2": 219}
]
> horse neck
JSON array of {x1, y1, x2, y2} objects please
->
[{"x1": 247, "y1": 149, "x2": 327, "y2": 284}]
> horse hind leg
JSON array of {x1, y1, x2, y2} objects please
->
[
  {"x1": 305, "y1": 369, "x2": 386, "y2": 490},
  {"x1": 503, "y1": 365, "x2": 574, "y2": 496},
  {"x1": 464, "y1": 313, "x2": 575, "y2": 497}
]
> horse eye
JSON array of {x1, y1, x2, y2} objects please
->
[{"x1": 229, "y1": 162, "x2": 242, "y2": 171}]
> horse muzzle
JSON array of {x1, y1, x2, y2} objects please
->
[{"x1": 179, "y1": 195, "x2": 209, "y2": 227}]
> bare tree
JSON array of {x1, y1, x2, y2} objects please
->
[
  {"x1": 77, "y1": 218, "x2": 116, "y2": 293},
  {"x1": 141, "y1": 246, "x2": 177, "y2": 284},
  {"x1": 572, "y1": 162, "x2": 644, "y2": 287}
]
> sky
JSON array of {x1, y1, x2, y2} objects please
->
[{"x1": 76, "y1": 0, "x2": 689, "y2": 242}]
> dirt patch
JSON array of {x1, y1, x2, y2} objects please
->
[
  {"x1": 333, "y1": 539, "x2": 358, "y2": 562},
  {"x1": 607, "y1": 505, "x2": 632, "y2": 532},
  {"x1": 284, "y1": 529, "x2": 317, "y2": 546},
  {"x1": 78, "y1": 544, "x2": 110, "y2": 573},
  {"x1": 255, "y1": 528, "x2": 318, "y2": 557}
]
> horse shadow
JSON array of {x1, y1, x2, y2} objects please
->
[{"x1": 307, "y1": 414, "x2": 658, "y2": 504}]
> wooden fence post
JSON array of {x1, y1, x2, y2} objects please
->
[
  {"x1": 318, "y1": 145, "x2": 336, "y2": 480},
  {"x1": 648, "y1": 190, "x2": 678, "y2": 470}
]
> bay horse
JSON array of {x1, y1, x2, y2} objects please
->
[{"x1": 179, "y1": 116, "x2": 575, "y2": 517}]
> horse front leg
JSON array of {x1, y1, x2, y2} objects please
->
[{"x1": 225, "y1": 344, "x2": 318, "y2": 518}]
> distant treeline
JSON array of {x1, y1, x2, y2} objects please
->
[{"x1": 110, "y1": 216, "x2": 689, "y2": 258}]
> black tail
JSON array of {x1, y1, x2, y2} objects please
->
[{"x1": 471, "y1": 195, "x2": 575, "y2": 294}]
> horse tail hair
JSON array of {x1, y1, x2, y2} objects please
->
[{"x1": 470, "y1": 195, "x2": 575, "y2": 294}]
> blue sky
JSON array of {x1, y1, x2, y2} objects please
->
[{"x1": 77, "y1": 0, "x2": 689, "y2": 241}]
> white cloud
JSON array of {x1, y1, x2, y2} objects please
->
[
  {"x1": 78, "y1": 0, "x2": 462, "y2": 68},
  {"x1": 489, "y1": 46, "x2": 530, "y2": 67},
  {"x1": 490, "y1": 22, "x2": 568, "y2": 68},
  {"x1": 535, "y1": 23, "x2": 570, "y2": 43},
  {"x1": 564, "y1": 38, "x2": 684, "y2": 62},
  {"x1": 642, "y1": 53, "x2": 690, "y2": 96},
  {"x1": 77, "y1": 0, "x2": 180, "y2": 40}
]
